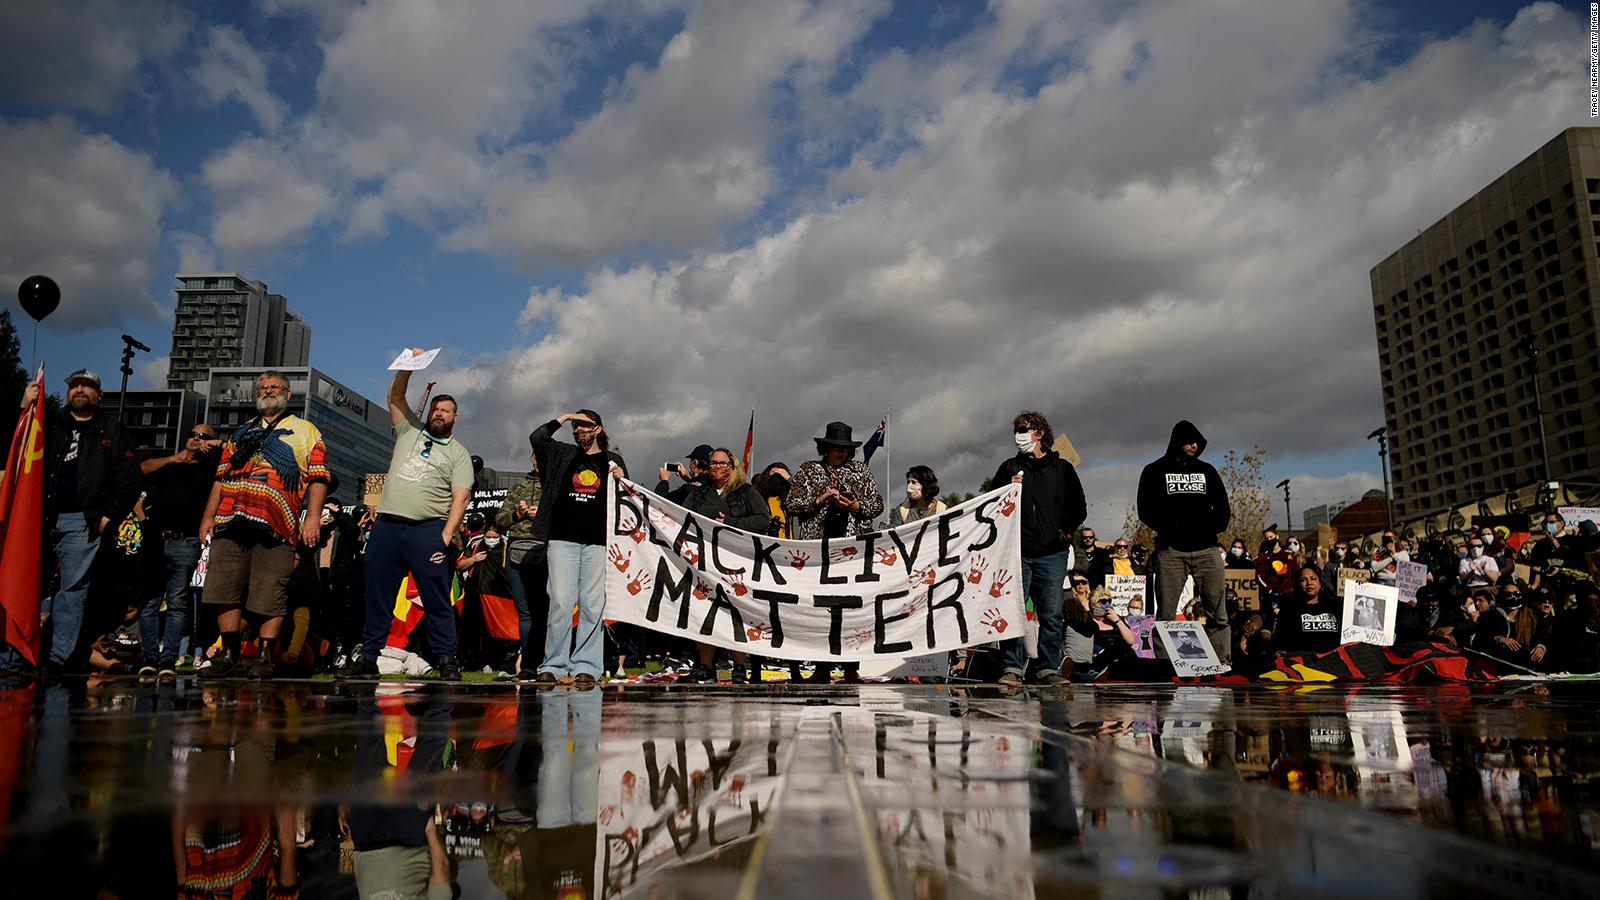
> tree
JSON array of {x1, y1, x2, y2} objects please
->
[
  {"x1": 1120, "y1": 503, "x2": 1156, "y2": 549},
  {"x1": 0, "y1": 310, "x2": 28, "y2": 461},
  {"x1": 1218, "y1": 445, "x2": 1270, "y2": 551},
  {"x1": 942, "y1": 492, "x2": 962, "y2": 507}
]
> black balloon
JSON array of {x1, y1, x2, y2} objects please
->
[{"x1": 17, "y1": 275, "x2": 60, "y2": 322}]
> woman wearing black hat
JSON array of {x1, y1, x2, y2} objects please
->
[
  {"x1": 783, "y1": 422, "x2": 884, "y2": 540},
  {"x1": 783, "y1": 422, "x2": 885, "y2": 683}
]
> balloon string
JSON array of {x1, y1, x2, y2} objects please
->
[{"x1": 30, "y1": 322, "x2": 37, "y2": 369}]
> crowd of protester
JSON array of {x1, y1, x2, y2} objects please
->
[{"x1": 6, "y1": 360, "x2": 1598, "y2": 684}]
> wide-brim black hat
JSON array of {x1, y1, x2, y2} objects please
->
[{"x1": 814, "y1": 421, "x2": 862, "y2": 448}]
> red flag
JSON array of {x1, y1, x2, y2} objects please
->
[
  {"x1": 742, "y1": 409, "x2": 754, "y2": 475},
  {"x1": 0, "y1": 374, "x2": 46, "y2": 665}
]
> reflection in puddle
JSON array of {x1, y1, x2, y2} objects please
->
[{"x1": 0, "y1": 681, "x2": 1597, "y2": 898}]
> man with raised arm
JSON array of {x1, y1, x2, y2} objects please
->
[{"x1": 342, "y1": 349, "x2": 474, "y2": 681}]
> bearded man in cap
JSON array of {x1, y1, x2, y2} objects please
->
[{"x1": 7, "y1": 369, "x2": 140, "y2": 676}]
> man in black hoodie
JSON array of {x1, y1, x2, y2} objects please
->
[
  {"x1": 1137, "y1": 421, "x2": 1232, "y2": 664},
  {"x1": 989, "y1": 411, "x2": 1087, "y2": 685}
]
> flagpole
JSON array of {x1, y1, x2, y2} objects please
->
[{"x1": 884, "y1": 408, "x2": 891, "y2": 517}]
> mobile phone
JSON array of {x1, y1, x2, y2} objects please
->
[{"x1": 1092, "y1": 600, "x2": 1113, "y2": 618}]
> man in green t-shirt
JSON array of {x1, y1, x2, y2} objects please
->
[{"x1": 344, "y1": 350, "x2": 474, "y2": 680}]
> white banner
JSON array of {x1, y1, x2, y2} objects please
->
[
  {"x1": 604, "y1": 479, "x2": 1025, "y2": 661},
  {"x1": 1559, "y1": 506, "x2": 1600, "y2": 529},
  {"x1": 1342, "y1": 580, "x2": 1398, "y2": 647}
]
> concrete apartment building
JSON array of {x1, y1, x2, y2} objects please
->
[
  {"x1": 1370, "y1": 128, "x2": 1600, "y2": 521},
  {"x1": 167, "y1": 273, "x2": 311, "y2": 391}
]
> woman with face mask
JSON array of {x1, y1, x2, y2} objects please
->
[
  {"x1": 890, "y1": 465, "x2": 946, "y2": 526},
  {"x1": 1225, "y1": 539, "x2": 1254, "y2": 570}
]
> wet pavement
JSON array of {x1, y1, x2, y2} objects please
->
[{"x1": 1, "y1": 679, "x2": 1597, "y2": 898}]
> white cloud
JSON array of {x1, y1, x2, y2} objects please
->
[
  {"x1": 0, "y1": 116, "x2": 176, "y2": 332},
  {"x1": 201, "y1": 135, "x2": 335, "y2": 263},
  {"x1": 170, "y1": 231, "x2": 218, "y2": 273},
  {"x1": 0, "y1": 0, "x2": 188, "y2": 113},
  {"x1": 425, "y1": 0, "x2": 1582, "y2": 529},
  {"x1": 191, "y1": 25, "x2": 288, "y2": 134}
]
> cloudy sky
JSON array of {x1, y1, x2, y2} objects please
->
[{"x1": 1, "y1": 0, "x2": 1588, "y2": 535}]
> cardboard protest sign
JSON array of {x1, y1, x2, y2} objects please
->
[
  {"x1": 1336, "y1": 566, "x2": 1369, "y2": 597},
  {"x1": 1512, "y1": 563, "x2": 1531, "y2": 584},
  {"x1": 1105, "y1": 574, "x2": 1147, "y2": 616},
  {"x1": 605, "y1": 478, "x2": 1025, "y2": 661},
  {"x1": 466, "y1": 486, "x2": 508, "y2": 516},
  {"x1": 1156, "y1": 621, "x2": 1229, "y2": 677},
  {"x1": 1394, "y1": 560, "x2": 1427, "y2": 604},
  {"x1": 1559, "y1": 507, "x2": 1600, "y2": 530},
  {"x1": 191, "y1": 541, "x2": 210, "y2": 588},
  {"x1": 1125, "y1": 614, "x2": 1157, "y2": 659},
  {"x1": 1342, "y1": 581, "x2": 1398, "y2": 647},
  {"x1": 1223, "y1": 571, "x2": 1260, "y2": 611}
]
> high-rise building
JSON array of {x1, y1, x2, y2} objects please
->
[
  {"x1": 1370, "y1": 128, "x2": 1600, "y2": 520},
  {"x1": 167, "y1": 273, "x2": 313, "y2": 390},
  {"x1": 98, "y1": 389, "x2": 204, "y2": 455},
  {"x1": 203, "y1": 367, "x2": 393, "y2": 503}
]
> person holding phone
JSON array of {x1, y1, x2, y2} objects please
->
[
  {"x1": 784, "y1": 421, "x2": 885, "y2": 682},
  {"x1": 655, "y1": 445, "x2": 713, "y2": 504}
]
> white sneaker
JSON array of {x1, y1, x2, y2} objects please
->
[
  {"x1": 196, "y1": 658, "x2": 212, "y2": 670},
  {"x1": 482, "y1": 665, "x2": 494, "y2": 674},
  {"x1": 334, "y1": 653, "x2": 348, "y2": 669}
]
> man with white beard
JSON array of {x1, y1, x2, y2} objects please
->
[{"x1": 198, "y1": 371, "x2": 330, "y2": 679}]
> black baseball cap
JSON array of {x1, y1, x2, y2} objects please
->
[{"x1": 687, "y1": 444, "x2": 714, "y2": 463}]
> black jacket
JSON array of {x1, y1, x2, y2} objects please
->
[
  {"x1": 655, "y1": 472, "x2": 711, "y2": 505},
  {"x1": 989, "y1": 450, "x2": 1087, "y2": 558},
  {"x1": 683, "y1": 482, "x2": 770, "y2": 534},
  {"x1": 43, "y1": 408, "x2": 141, "y2": 531},
  {"x1": 526, "y1": 419, "x2": 628, "y2": 543},
  {"x1": 1136, "y1": 420, "x2": 1230, "y2": 552}
]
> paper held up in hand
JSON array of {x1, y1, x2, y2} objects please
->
[{"x1": 387, "y1": 347, "x2": 441, "y2": 371}]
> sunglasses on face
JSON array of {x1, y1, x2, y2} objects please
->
[
  {"x1": 421, "y1": 439, "x2": 433, "y2": 459},
  {"x1": 188, "y1": 431, "x2": 214, "y2": 440}
]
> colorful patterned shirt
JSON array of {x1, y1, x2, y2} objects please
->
[{"x1": 213, "y1": 414, "x2": 329, "y2": 543}]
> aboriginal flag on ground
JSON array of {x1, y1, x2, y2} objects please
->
[{"x1": 1255, "y1": 641, "x2": 1499, "y2": 684}]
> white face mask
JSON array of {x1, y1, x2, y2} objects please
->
[
  {"x1": 1288, "y1": 542, "x2": 1300, "y2": 553},
  {"x1": 1470, "y1": 546, "x2": 1484, "y2": 558},
  {"x1": 906, "y1": 481, "x2": 923, "y2": 500},
  {"x1": 1230, "y1": 548, "x2": 1243, "y2": 558},
  {"x1": 1014, "y1": 432, "x2": 1037, "y2": 453},
  {"x1": 484, "y1": 537, "x2": 502, "y2": 549}
]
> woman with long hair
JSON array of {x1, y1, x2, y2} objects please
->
[
  {"x1": 517, "y1": 410, "x2": 627, "y2": 686},
  {"x1": 683, "y1": 448, "x2": 771, "y2": 683}
]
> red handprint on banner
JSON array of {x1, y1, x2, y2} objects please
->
[
  {"x1": 692, "y1": 577, "x2": 712, "y2": 601},
  {"x1": 980, "y1": 607, "x2": 1009, "y2": 634},
  {"x1": 626, "y1": 572, "x2": 653, "y2": 596},
  {"x1": 910, "y1": 566, "x2": 936, "y2": 586},
  {"x1": 989, "y1": 570, "x2": 1013, "y2": 598},
  {"x1": 899, "y1": 594, "x2": 926, "y2": 618},
  {"x1": 728, "y1": 774, "x2": 746, "y2": 807},
  {"x1": 608, "y1": 545, "x2": 631, "y2": 573},
  {"x1": 628, "y1": 524, "x2": 647, "y2": 543},
  {"x1": 998, "y1": 494, "x2": 1017, "y2": 517},
  {"x1": 599, "y1": 804, "x2": 617, "y2": 825},
  {"x1": 621, "y1": 770, "x2": 638, "y2": 804},
  {"x1": 787, "y1": 550, "x2": 809, "y2": 570},
  {"x1": 849, "y1": 627, "x2": 875, "y2": 650},
  {"x1": 830, "y1": 545, "x2": 859, "y2": 562},
  {"x1": 729, "y1": 572, "x2": 749, "y2": 597},
  {"x1": 617, "y1": 513, "x2": 638, "y2": 534},
  {"x1": 874, "y1": 546, "x2": 898, "y2": 567},
  {"x1": 746, "y1": 622, "x2": 773, "y2": 643},
  {"x1": 967, "y1": 555, "x2": 989, "y2": 584},
  {"x1": 677, "y1": 541, "x2": 700, "y2": 565}
]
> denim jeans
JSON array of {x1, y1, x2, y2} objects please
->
[
  {"x1": 536, "y1": 690, "x2": 600, "y2": 827},
  {"x1": 539, "y1": 541, "x2": 605, "y2": 678},
  {"x1": 140, "y1": 537, "x2": 200, "y2": 664},
  {"x1": 45, "y1": 513, "x2": 103, "y2": 666},
  {"x1": 1153, "y1": 545, "x2": 1229, "y2": 664},
  {"x1": 1000, "y1": 549, "x2": 1069, "y2": 677}
]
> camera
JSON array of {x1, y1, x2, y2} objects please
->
[{"x1": 1092, "y1": 599, "x2": 1113, "y2": 618}]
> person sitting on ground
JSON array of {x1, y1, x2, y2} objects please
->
[
  {"x1": 1471, "y1": 584, "x2": 1544, "y2": 668},
  {"x1": 1272, "y1": 565, "x2": 1341, "y2": 657}
]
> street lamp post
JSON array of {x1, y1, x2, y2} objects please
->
[
  {"x1": 1518, "y1": 337, "x2": 1557, "y2": 511},
  {"x1": 1368, "y1": 426, "x2": 1394, "y2": 533},
  {"x1": 1277, "y1": 479, "x2": 1291, "y2": 535},
  {"x1": 117, "y1": 334, "x2": 150, "y2": 423}
]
